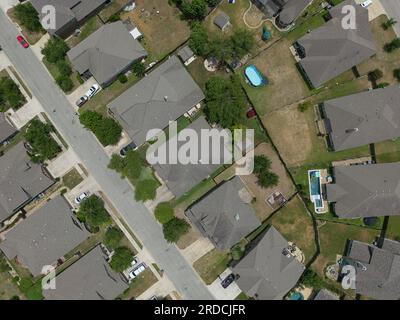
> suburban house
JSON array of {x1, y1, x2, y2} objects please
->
[
  {"x1": 326, "y1": 163, "x2": 400, "y2": 219},
  {"x1": 293, "y1": 0, "x2": 376, "y2": 88},
  {"x1": 312, "y1": 289, "x2": 340, "y2": 300},
  {"x1": 214, "y1": 11, "x2": 231, "y2": 31},
  {"x1": 343, "y1": 238, "x2": 400, "y2": 300},
  {"x1": 321, "y1": 86, "x2": 400, "y2": 151},
  {"x1": 31, "y1": 0, "x2": 109, "y2": 38},
  {"x1": 232, "y1": 226, "x2": 305, "y2": 300},
  {"x1": 43, "y1": 245, "x2": 128, "y2": 300},
  {"x1": 185, "y1": 176, "x2": 261, "y2": 250},
  {"x1": 252, "y1": 0, "x2": 312, "y2": 28},
  {"x1": 67, "y1": 21, "x2": 147, "y2": 87},
  {"x1": 108, "y1": 56, "x2": 205, "y2": 147},
  {"x1": 0, "y1": 112, "x2": 17, "y2": 144},
  {"x1": 0, "y1": 142, "x2": 54, "y2": 223},
  {"x1": 0, "y1": 196, "x2": 90, "y2": 276},
  {"x1": 152, "y1": 116, "x2": 232, "y2": 199}
]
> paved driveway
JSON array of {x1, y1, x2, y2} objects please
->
[
  {"x1": 207, "y1": 268, "x2": 241, "y2": 300},
  {"x1": 66, "y1": 77, "x2": 98, "y2": 110},
  {"x1": 0, "y1": 9, "x2": 213, "y2": 300}
]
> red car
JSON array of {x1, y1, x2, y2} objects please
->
[
  {"x1": 17, "y1": 35, "x2": 29, "y2": 48},
  {"x1": 247, "y1": 108, "x2": 257, "y2": 119}
]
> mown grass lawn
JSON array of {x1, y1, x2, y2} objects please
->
[
  {"x1": 119, "y1": 269, "x2": 158, "y2": 300},
  {"x1": 193, "y1": 249, "x2": 231, "y2": 285},
  {"x1": 66, "y1": 16, "x2": 104, "y2": 48},
  {"x1": 62, "y1": 168, "x2": 83, "y2": 190}
]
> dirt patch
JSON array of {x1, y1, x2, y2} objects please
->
[{"x1": 263, "y1": 105, "x2": 313, "y2": 167}]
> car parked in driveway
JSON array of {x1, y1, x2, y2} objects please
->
[
  {"x1": 75, "y1": 192, "x2": 89, "y2": 204},
  {"x1": 221, "y1": 273, "x2": 236, "y2": 289},
  {"x1": 129, "y1": 263, "x2": 146, "y2": 280},
  {"x1": 120, "y1": 142, "x2": 138, "y2": 157},
  {"x1": 85, "y1": 84, "x2": 100, "y2": 100},
  {"x1": 76, "y1": 96, "x2": 88, "y2": 107},
  {"x1": 17, "y1": 35, "x2": 29, "y2": 48}
]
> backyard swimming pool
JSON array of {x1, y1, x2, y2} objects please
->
[
  {"x1": 289, "y1": 292, "x2": 304, "y2": 300},
  {"x1": 245, "y1": 65, "x2": 267, "y2": 87},
  {"x1": 308, "y1": 170, "x2": 325, "y2": 213}
]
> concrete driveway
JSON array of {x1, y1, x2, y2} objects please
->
[
  {"x1": 207, "y1": 268, "x2": 241, "y2": 300},
  {"x1": 380, "y1": 0, "x2": 400, "y2": 35},
  {"x1": 0, "y1": 51, "x2": 11, "y2": 69},
  {"x1": 355, "y1": 0, "x2": 386, "y2": 21},
  {"x1": 64, "y1": 175, "x2": 98, "y2": 209},
  {"x1": 66, "y1": 77, "x2": 99, "y2": 111},
  {"x1": 8, "y1": 97, "x2": 43, "y2": 129},
  {"x1": 47, "y1": 148, "x2": 81, "y2": 178},
  {"x1": 0, "y1": 0, "x2": 18, "y2": 11}
]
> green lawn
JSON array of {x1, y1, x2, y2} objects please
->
[
  {"x1": 375, "y1": 139, "x2": 400, "y2": 164},
  {"x1": 193, "y1": 249, "x2": 231, "y2": 285},
  {"x1": 386, "y1": 216, "x2": 400, "y2": 240},
  {"x1": 66, "y1": 16, "x2": 104, "y2": 47},
  {"x1": 119, "y1": 269, "x2": 158, "y2": 300},
  {"x1": 173, "y1": 178, "x2": 217, "y2": 211},
  {"x1": 62, "y1": 168, "x2": 84, "y2": 190},
  {"x1": 42, "y1": 58, "x2": 81, "y2": 94}
]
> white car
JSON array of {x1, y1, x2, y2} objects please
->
[
  {"x1": 85, "y1": 84, "x2": 100, "y2": 100},
  {"x1": 129, "y1": 264, "x2": 146, "y2": 280},
  {"x1": 360, "y1": 0, "x2": 372, "y2": 8},
  {"x1": 75, "y1": 192, "x2": 89, "y2": 204}
]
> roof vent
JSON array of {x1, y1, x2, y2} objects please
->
[
  {"x1": 345, "y1": 128, "x2": 359, "y2": 134},
  {"x1": 164, "y1": 96, "x2": 168, "y2": 102},
  {"x1": 235, "y1": 213, "x2": 240, "y2": 221}
]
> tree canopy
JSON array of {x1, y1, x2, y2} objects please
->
[
  {"x1": 14, "y1": 3, "x2": 42, "y2": 33},
  {"x1": 154, "y1": 202, "x2": 175, "y2": 224},
  {"x1": 0, "y1": 76, "x2": 25, "y2": 111},
  {"x1": 41, "y1": 38, "x2": 69, "y2": 64},
  {"x1": 109, "y1": 247, "x2": 134, "y2": 272},
  {"x1": 80, "y1": 111, "x2": 122, "y2": 146},
  {"x1": 104, "y1": 227, "x2": 124, "y2": 250},
  {"x1": 163, "y1": 218, "x2": 190, "y2": 243},
  {"x1": 253, "y1": 155, "x2": 279, "y2": 189},
  {"x1": 77, "y1": 195, "x2": 111, "y2": 230}
]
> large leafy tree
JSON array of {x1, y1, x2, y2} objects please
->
[
  {"x1": 80, "y1": 111, "x2": 122, "y2": 146},
  {"x1": 154, "y1": 202, "x2": 175, "y2": 224},
  {"x1": 181, "y1": 0, "x2": 207, "y2": 20},
  {"x1": 163, "y1": 218, "x2": 190, "y2": 243},
  {"x1": 104, "y1": 227, "x2": 124, "y2": 250},
  {"x1": 109, "y1": 247, "x2": 134, "y2": 272},
  {"x1": 0, "y1": 77, "x2": 25, "y2": 111},
  {"x1": 204, "y1": 75, "x2": 247, "y2": 128},
  {"x1": 189, "y1": 22, "x2": 210, "y2": 56},
  {"x1": 77, "y1": 195, "x2": 111, "y2": 230},
  {"x1": 41, "y1": 38, "x2": 69, "y2": 64},
  {"x1": 14, "y1": 3, "x2": 42, "y2": 32}
]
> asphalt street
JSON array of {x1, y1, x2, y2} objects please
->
[{"x1": 0, "y1": 9, "x2": 214, "y2": 300}]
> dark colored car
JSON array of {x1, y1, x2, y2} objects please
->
[
  {"x1": 17, "y1": 35, "x2": 29, "y2": 48},
  {"x1": 120, "y1": 142, "x2": 138, "y2": 156},
  {"x1": 221, "y1": 273, "x2": 236, "y2": 289}
]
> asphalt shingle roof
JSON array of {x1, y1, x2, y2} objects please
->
[{"x1": 0, "y1": 112, "x2": 17, "y2": 144}]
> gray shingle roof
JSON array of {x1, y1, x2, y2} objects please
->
[
  {"x1": 186, "y1": 176, "x2": 261, "y2": 250},
  {"x1": 31, "y1": 0, "x2": 108, "y2": 36},
  {"x1": 0, "y1": 113, "x2": 17, "y2": 144},
  {"x1": 278, "y1": 0, "x2": 312, "y2": 26},
  {"x1": 152, "y1": 116, "x2": 231, "y2": 198},
  {"x1": 313, "y1": 289, "x2": 340, "y2": 300},
  {"x1": 233, "y1": 226, "x2": 305, "y2": 300},
  {"x1": 178, "y1": 45, "x2": 194, "y2": 63},
  {"x1": 67, "y1": 21, "x2": 147, "y2": 86},
  {"x1": 346, "y1": 239, "x2": 400, "y2": 300},
  {"x1": 326, "y1": 163, "x2": 400, "y2": 219},
  {"x1": 323, "y1": 86, "x2": 400, "y2": 151},
  {"x1": 214, "y1": 12, "x2": 230, "y2": 30},
  {"x1": 0, "y1": 142, "x2": 54, "y2": 222},
  {"x1": 43, "y1": 245, "x2": 129, "y2": 300},
  {"x1": 108, "y1": 56, "x2": 205, "y2": 146},
  {"x1": 0, "y1": 196, "x2": 90, "y2": 276},
  {"x1": 297, "y1": 0, "x2": 376, "y2": 88}
]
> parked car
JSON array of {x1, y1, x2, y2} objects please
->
[
  {"x1": 246, "y1": 108, "x2": 257, "y2": 119},
  {"x1": 76, "y1": 96, "x2": 88, "y2": 107},
  {"x1": 129, "y1": 263, "x2": 146, "y2": 280},
  {"x1": 221, "y1": 273, "x2": 236, "y2": 289},
  {"x1": 131, "y1": 257, "x2": 139, "y2": 266},
  {"x1": 85, "y1": 84, "x2": 100, "y2": 100},
  {"x1": 75, "y1": 192, "x2": 89, "y2": 204},
  {"x1": 17, "y1": 35, "x2": 29, "y2": 48},
  {"x1": 360, "y1": 0, "x2": 372, "y2": 8},
  {"x1": 120, "y1": 142, "x2": 138, "y2": 156}
]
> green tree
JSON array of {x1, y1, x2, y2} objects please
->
[
  {"x1": 206, "y1": 0, "x2": 220, "y2": 6},
  {"x1": 382, "y1": 18, "x2": 397, "y2": 30},
  {"x1": 108, "y1": 154, "x2": 127, "y2": 175},
  {"x1": 77, "y1": 195, "x2": 110, "y2": 230},
  {"x1": 384, "y1": 38, "x2": 400, "y2": 52},
  {"x1": 231, "y1": 244, "x2": 245, "y2": 261},
  {"x1": 163, "y1": 218, "x2": 190, "y2": 243},
  {"x1": 0, "y1": 76, "x2": 25, "y2": 110},
  {"x1": 253, "y1": 155, "x2": 271, "y2": 175},
  {"x1": 132, "y1": 61, "x2": 146, "y2": 77},
  {"x1": 257, "y1": 170, "x2": 279, "y2": 188},
  {"x1": 181, "y1": 0, "x2": 207, "y2": 20},
  {"x1": 118, "y1": 74, "x2": 128, "y2": 84},
  {"x1": 189, "y1": 22, "x2": 210, "y2": 56},
  {"x1": 394, "y1": 69, "x2": 400, "y2": 81},
  {"x1": 56, "y1": 60, "x2": 72, "y2": 76},
  {"x1": 56, "y1": 75, "x2": 73, "y2": 92},
  {"x1": 109, "y1": 247, "x2": 133, "y2": 272},
  {"x1": 41, "y1": 38, "x2": 69, "y2": 64},
  {"x1": 204, "y1": 76, "x2": 247, "y2": 128},
  {"x1": 14, "y1": 3, "x2": 42, "y2": 32},
  {"x1": 124, "y1": 150, "x2": 142, "y2": 180},
  {"x1": 135, "y1": 179, "x2": 158, "y2": 202},
  {"x1": 230, "y1": 29, "x2": 255, "y2": 58},
  {"x1": 368, "y1": 69, "x2": 383, "y2": 82},
  {"x1": 80, "y1": 111, "x2": 122, "y2": 146},
  {"x1": 155, "y1": 202, "x2": 175, "y2": 224},
  {"x1": 104, "y1": 227, "x2": 124, "y2": 250}
]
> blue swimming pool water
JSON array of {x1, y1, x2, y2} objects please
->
[
  {"x1": 290, "y1": 292, "x2": 304, "y2": 300},
  {"x1": 309, "y1": 171, "x2": 321, "y2": 196},
  {"x1": 245, "y1": 65, "x2": 266, "y2": 87}
]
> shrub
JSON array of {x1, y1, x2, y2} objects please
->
[
  {"x1": 155, "y1": 202, "x2": 175, "y2": 224},
  {"x1": 189, "y1": 22, "x2": 210, "y2": 56},
  {"x1": 0, "y1": 76, "x2": 25, "y2": 110},
  {"x1": 254, "y1": 155, "x2": 271, "y2": 174},
  {"x1": 118, "y1": 74, "x2": 128, "y2": 84},
  {"x1": 231, "y1": 244, "x2": 245, "y2": 261},
  {"x1": 376, "y1": 82, "x2": 390, "y2": 88},
  {"x1": 104, "y1": 227, "x2": 124, "y2": 250},
  {"x1": 252, "y1": 155, "x2": 279, "y2": 188},
  {"x1": 298, "y1": 101, "x2": 312, "y2": 113},
  {"x1": 42, "y1": 38, "x2": 69, "y2": 63},
  {"x1": 180, "y1": 0, "x2": 207, "y2": 20},
  {"x1": 132, "y1": 61, "x2": 146, "y2": 77},
  {"x1": 134, "y1": 179, "x2": 158, "y2": 202},
  {"x1": 56, "y1": 60, "x2": 72, "y2": 76},
  {"x1": 14, "y1": 3, "x2": 42, "y2": 32},
  {"x1": 56, "y1": 75, "x2": 73, "y2": 92},
  {"x1": 384, "y1": 38, "x2": 400, "y2": 52},
  {"x1": 109, "y1": 247, "x2": 133, "y2": 272},
  {"x1": 77, "y1": 195, "x2": 111, "y2": 230},
  {"x1": 394, "y1": 69, "x2": 400, "y2": 81},
  {"x1": 108, "y1": 13, "x2": 121, "y2": 22},
  {"x1": 80, "y1": 111, "x2": 122, "y2": 146},
  {"x1": 368, "y1": 69, "x2": 383, "y2": 82},
  {"x1": 163, "y1": 218, "x2": 190, "y2": 243}
]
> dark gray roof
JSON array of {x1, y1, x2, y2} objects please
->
[
  {"x1": 278, "y1": 0, "x2": 312, "y2": 26},
  {"x1": 152, "y1": 116, "x2": 231, "y2": 198},
  {"x1": 214, "y1": 12, "x2": 230, "y2": 30},
  {"x1": 297, "y1": 0, "x2": 376, "y2": 88},
  {"x1": 313, "y1": 289, "x2": 339, "y2": 300},
  {"x1": 324, "y1": 86, "x2": 400, "y2": 151},
  {"x1": 31, "y1": 0, "x2": 108, "y2": 36},
  {"x1": 0, "y1": 113, "x2": 17, "y2": 144},
  {"x1": 0, "y1": 196, "x2": 90, "y2": 276},
  {"x1": 108, "y1": 56, "x2": 205, "y2": 146},
  {"x1": 43, "y1": 245, "x2": 128, "y2": 300},
  {"x1": 346, "y1": 239, "x2": 400, "y2": 300},
  {"x1": 253, "y1": 0, "x2": 281, "y2": 18},
  {"x1": 178, "y1": 45, "x2": 194, "y2": 63},
  {"x1": 326, "y1": 163, "x2": 400, "y2": 218},
  {"x1": 186, "y1": 177, "x2": 261, "y2": 250},
  {"x1": 233, "y1": 226, "x2": 305, "y2": 300},
  {"x1": 0, "y1": 142, "x2": 54, "y2": 222},
  {"x1": 67, "y1": 21, "x2": 147, "y2": 86}
]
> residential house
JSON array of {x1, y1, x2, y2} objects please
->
[
  {"x1": 0, "y1": 142, "x2": 54, "y2": 223},
  {"x1": 185, "y1": 176, "x2": 261, "y2": 250},
  {"x1": 294, "y1": 0, "x2": 376, "y2": 88},
  {"x1": 108, "y1": 56, "x2": 205, "y2": 147},
  {"x1": 0, "y1": 112, "x2": 17, "y2": 144},
  {"x1": 43, "y1": 245, "x2": 128, "y2": 300},
  {"x1": 326, "y1": 163, "x2": 400, "y2": 219},
  {"x1": 232, "y1": 226, "x2": 305, "y2": 300},
  {"x1": 67, "y1": 21, "x2": 147, "y2": 87},
  {"x1": 0, "y1": 196, "x2": 90, "y2": 276},
  {"x1": 152, "y1": 116, "x2": 231, "y2": 199},
  {"x1": 322, "y1": 86, "x2": 400, "y2": 151},
  {"x1": 343, "y1": 238, "x2": 400, "y2": 300},
  {"x1": 31, "y1": 0, "x2": 109, "y2": 38}
]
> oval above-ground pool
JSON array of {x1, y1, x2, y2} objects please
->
[{"x1": 244, "y1": 65, "x2": 267, "y2": 87}]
